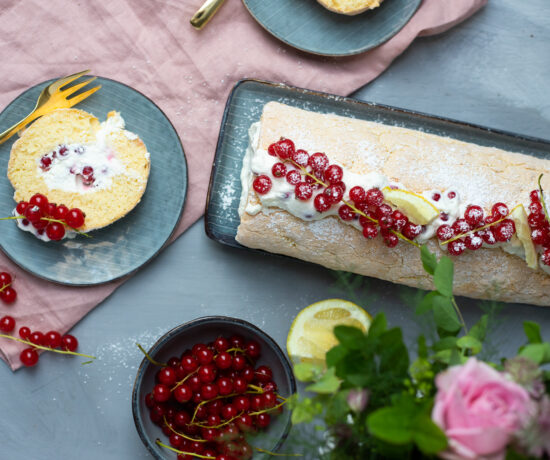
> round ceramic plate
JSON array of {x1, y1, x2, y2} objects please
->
[
  {"x1": 0, "y1": 77, "x2": 187, "y2": 286},
  {"x1": 242, "y1": 0, "x2": 421, "y2": 56}
]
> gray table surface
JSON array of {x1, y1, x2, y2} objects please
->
[{"x1": 1, "y1": 1, "x2": 549, "y2": 459}]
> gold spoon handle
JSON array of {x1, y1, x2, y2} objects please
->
[{"x1": 190, "y1": 0, "x2": 226, "y2": 30}]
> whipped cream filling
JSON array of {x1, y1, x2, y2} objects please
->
[
  {"x1": 37, "y1": 113, "x2": 139, "y2": 193},
  {"x1": 240, "y1": 123, "x2": 550, "y2": 272}
]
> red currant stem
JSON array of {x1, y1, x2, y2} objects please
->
[
  {"x1": 136, "y1": 343, "x2": 167, "y2": 367},
  {"x1": 40, "y1": 217, "x2": 92, "y2": 238},
  {"x1": 0, "y1": 282, "x2": 11, "y2": 293},
  {"x1": 441, "y1": 204, "x2": 521, "y2": 246},
  {"x1": 193, "y1": 411, "x2": 244, "y2": 429},
  {"x1": 225, "y1": 347, "x2": 245, "y2": 354},
  {"x1": 283, "y1": 157, "x2": 420, "y2": 248},
  {"x1": 155, "y1": 440, "x2": 215, "y2": 459},
  {"x1": 190, "y1": 390, "x2": 262, "y2": 423},
  {"x1": 171, "y1": 368, "x2": 198, "y2": 391},
  {"x1": 248, "y1": 383, "x2": 265, "y2": 393},
  {"x1": 451, "y1": 296, "x2": 468, "y2": 335},
  {"x1": 0, "y1": 333, "x2": 96, "y2": 360},
  {"x1": 275, "y1": 393, "x2": 287, "y2": 402},
  {"x1": 163, "y1": 416, "x2": 207, "y2": 442},
  {"x1": 538, "y1": 174, "x2": 550, "y2": 226},
  {"x1": 0, "y1": 215, "x2": 25, "y2": 220},
  {"x1": 255, "y1": 447, "x2": 303, "y2": 457},
  {"x1": 249, "y1": 400, "x2": 286, "y2": 416}
]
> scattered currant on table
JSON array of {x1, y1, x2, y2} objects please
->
[
  {"x1": 140, "y1": 334, "x2": 287, "y2": 460},
  {"x1": 0, "y1": 271, "x2": 16, "y2": 304},
  {"x1": 3, "y1": 193, "x2": 87, "y2": 241}
]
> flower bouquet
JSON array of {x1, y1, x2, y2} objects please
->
[{"x1": 289, "y1": 246, "x2": 550, "y2": 459}]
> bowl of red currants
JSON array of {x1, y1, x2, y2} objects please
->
[{"x1": 132, "y1": 316, "x2": 297, "y2": 460}]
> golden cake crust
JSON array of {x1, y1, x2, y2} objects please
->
[
  {"x1": 7, "y1": 108, "x2": 150, "y2": 232},
  {"x1": 317, "y1": 0, "x2": 383, "y2": 15},
  {"x1": 236, "y1": 102, "x2": 550, "y2": 306}
]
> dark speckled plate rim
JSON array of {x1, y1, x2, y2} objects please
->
[
  {"x1": 0, "y1": 75, "x2": 188, "y2": 286},
  {"x1": 131, "y1": 316, "x2": 297, "y2": 460},
  {"x1": 205, "y1": 78, "x2": 550, "y2": 249},
  {"x1": 241, "y1": 0, "x2": 422, "y2": 57}
]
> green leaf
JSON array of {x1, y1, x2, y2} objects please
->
[
  {"x1": 449, "y1": 347, "x2": 462, "y2": 366},
  {"x1": 523, "y1": 321, "x2": 543, "y2": 344},
  {"x1": 289, "y1": 396, "x2": 323, "y2": 424},
  {"x1": 519, "y1": 343, "x2": 550, "y2": 365},
  {"x1": 433, "y1": 256, "x2": 454, "y2": 297},
  {"x1": 293, "y1": 362, "x2": 323, "y2": 382},
  {"x1": 433, "y1": 336, "x2": 458, "y2": 351},
  {"x1": 432, "y1": 295, "x2": 461, "y2": 332},
  {"x1": 366, "y1": 406, "x2": 414, "y2": 444},
  {"x1": 416, "y1": 291, "x2": 439, "y2": 315},
  {"x1": 334, "y1": 325, "x2": 366, "y2": 350},
  {"x1": 420, "y1": 245, "x2": 438, "y2": 276},
  {"x1": 378, "y1": 328, "x2": 410, "y2": 379},
  {"x1": 325, "y1": 344, "x2": 347, "y2": 368},
  {"x1": 469, "y1": 314, "x2": 488, "y2": 341},
  {"x1": 325, "y1": 390, "x2": 351, "y2": 426},
  {"x1": 305, "y1": 367, "x2": 341, "y2": 394},
  {"x1": 457, "y1": 336, "x2": 483, "y2": 354},
  {"x1": 367, "y1": 313, "x2": 387, "y2": 339},
  {"x1": 412, "y1": 415, "x2": 448, "y2": 454}
]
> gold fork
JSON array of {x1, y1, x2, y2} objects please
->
[{"x1": 0, "y1": 69, "x2": 101, "y2": 145}]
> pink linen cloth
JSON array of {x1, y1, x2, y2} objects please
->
[{"x1": 0, "y1": 0, "x2": 486, "y2": 370}]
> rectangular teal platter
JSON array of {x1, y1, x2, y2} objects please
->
[{"x1": 205, "y1": 79, "x2": 550, "y2": 249}]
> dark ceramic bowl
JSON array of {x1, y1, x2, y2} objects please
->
[{"x1": 132, "y1": 316, "x2": 296, "y2": 459}]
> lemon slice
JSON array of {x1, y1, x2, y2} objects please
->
[
  {"x1": 510, "y1": 204, "x2": 538, "y2": 269},
  {"x1": 382, "y1": 188, "x2": 439, "y2": 225},
  {"x1": 286, "y1": 299, "x2": 372, "y2": 366}
]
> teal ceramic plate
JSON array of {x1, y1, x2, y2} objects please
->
[
  {"x1": 205, "y1": 79, "x2": 550, "y2": 249},
  {"x1": 0, "y1": 77, "x2": 187, "y2": 286},
  {"x1": 242, "y1": 0, "x2": 422, "y2": 56}
]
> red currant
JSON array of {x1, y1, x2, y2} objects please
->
[
  {"x1": 379, "y1": 215, "x2": 394, "y2": 230},
  {"x1": 436, "y1": 225, "x2": 454, "y2": 241},
  {"x1": 530, "y1": 190, "x2": 541, "y2": 202},
  {"x1": 324, "y1": 165, "x2": 343, "y2": 185},
  {"x1": 20, "y1": 348, "x2": 39, "y2": 367},
  {"x1": 19, "y1": 326, "x2": 30, "y2": 340},
  {"x1": 217, "y1": 377, "x2": 233, "y2": 395},
  {"x1": 479, "y1": 228, "x2": 497, "y2": 245},
  {"x1": 214, "y1": 336, "x2": 229, "y2": 352},
  {"x1": 271, "y1": 163, "x2": 286, "y2": 178},
  {"x1": 241, "y1": 365, "x2": 255, "y2": 382},
  {"x1": 233, "y1": 377, "x2": 247, "y2": 393},
  {"x1": 295, "y1": 182, "x2": 313, "y2": 201},
  {"x1": 198, "y1": 364, "x2": 217, "y2": 383},
  {"x1": 46, "y1": 222, "x2": 66, "y2": 241},
  {"x1": 447, "y1": 191, "x2": 456, "y2": 199},
  {"x1": 53, "y1": 204, "x2": 70, "y2": 221},
  {"x1": 158, "y1": 367, "x2": 177, "y2": 386},
  {"x1": 197, "y1": 347, "x2": 214, "y2": 365},
  {"x1": 286, "y1": 169, "x2": 301, "y2": 185},
  {"x1": 256, "y1": 413, "x2": 271, "y2": 428},
  {"x1": 44, "y1": 330, "x2": 62, "y2": 348},
  {"x1": 174, "y1": 384, "x2": 193, "y2": 403},
  {"x1": 531, "y1": 228, "x2": 549, "y2": 245},
  {"x1": 255, "y1": 365, "x2": 273, "y2": 384},
  {"x1": 403, "y1": 222, "x2": 422, "y2": 240},
  {"x1": 291, "y1": 149, "x2": 309, "y2": 167},
  {"x1": 245, "y1": 340, "x2": 261, "y2": 359},
  {"x1": 272, "y1": 139, "x2": 295, "y2": 159},
  {"x1": 313, "y1": 193, "x2": 331, "y2": 212},
  {"x1": 338, "y1": 204, "x2": 355, "y2": 221},
  {"x1": 452, "y1": 219, "x2": 471, "y2": 235},
  {"x1": 349, "y1": 186, "x2": 366, "y2": 203},
  {"x1": 153, "y1": 383, "x2": 171, "y2": 403},
  {"x1": 24, "y1": 205, "x2": 43, "y2": 223},
  {"x1": 201, "y1": 383, "x2": 219, "y2": 400},
  {"x1": 15, "y1": 202, "x2": 28, "y2": 215},
  {"x1": 215, "y1": 351, "x2": 232, "y2": 370},
  {"x1": 250, "y1": 394, "x2": 264, "y2": 411},
  {"x1": 362, "y1": 222, "x2": 378, "y2": 239},
  {"x1": 263, "y1": 391, "x2": 277, "y2": 408},
  {"x1": 465, "y1": 234, "x2": 483, "y2": 250},
  {"x1": 447, "y1": 239, "x2": 466, "y2": 256},
  {"x1": 0, "y1": 315, "x2": 15, "y2": 333},
  {"x1": 491, "y1": 202, "x2": 509, "y2": 218},
  {"x1": 29, "y1": 331, "x2": 44, "y2": 346},
  {"x1": 494, "y1": 219, "x2": 515, "y2": 242},
  {"x1": 366, "y1": 188, "x2": 384, "y2": 207},
  {"x1": 174, "y1": 410, "x2": 190, "y2": 428},
  {"x1": 432, "y1": 193, "x2": 441, "y2": 201},
  {"x1": 29, "y1": 193, "x2": 49, "y2": 213},
  {"x1": 237, "y1": 413, "x2": 253, "y2": 431},
  {"x1": 529, "y1": 201, "x2": 543, "y2": 214},
  {"x1": 528, "y1": 212, "x2": 545, "y2": 228},
  {"x1": 542, "y1": 249, "x2": 550, "y2": 266},
  {"x1": 325, "y1": 184, "x2": 344, "y2": 204},
  {"x1": 308, "y1": 152, "x2": 329, "y2": 173},
  {"x1": 0, "y1": 272, "x2": 12, "y2": 286},
  {"x1": 384, "y1": 233, "x2": 399, "y2": 248},
  {"x1": 222, "y1": 403, "x2": 237, "y2": 420},
  {"x1": 391, "y1": 211, "x2": 408, "y2": 232},
  {"x1": 61, "y1": 334, "x2": 78, "y2": 352},
  {"x1": 232, "y1": 354, "x2": 246, "y2": 371},
  {"x1": 40, "y1": 156, "x2": 52, "y2": 170},
  {"x1": 181, "y1": 355, "x2": 199, "y2": 373},
  {"x1": 252, "y1": 175, "x2": 272, "y2": 195},
  {"x1": 66, "y1": 208, "x2": 85, "y2": 228},
  {"x1": 464, "y1": 205, "x2": 484, "y2": 227},
  {"x1": 234, "y1": 395, "x2": 250, "y2": 412}
]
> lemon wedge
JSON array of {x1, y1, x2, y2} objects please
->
[
  {"x1": 382, "y1": 188, "x2": 439, "y2": 225},
  {"x1": 286, "y1": 299, "x2": 372, "y2": 366},
  {"x1": 510, "y1": 204, "x2": 538, "y2": 269}
]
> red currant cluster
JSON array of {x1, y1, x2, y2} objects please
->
[
  {"x1": 15, "y1": 193, "x2": 86, "y2": 240},
  {"x1": 252, "y1": 138, "x2": 423, "y2": 248},
  {"x1": 0, "y1": 313, "x2": 78, "y2": 367},
  {"x1": 40, "y1": 144, "x2": 96, "y2": 186},
  {"x1": 436, "y1": 202, "x2": 516, "y2": 256},
  {"x1": 0, "y1": 271, "x2": 16, "y2": 304},
  {"x1": 145, "y1": 335, "x2": 284, "y2": 460},
  {"x1": 527, "y1": 190, "x2": 550, "y2": 266}
]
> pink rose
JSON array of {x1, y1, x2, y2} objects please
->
[{"x1": 432, "y1": 358, "x2": 531, "y2": 460}]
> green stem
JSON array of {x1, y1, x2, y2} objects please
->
[
  {"x1": 255, "y1": 447, "x2": 303, "y2": 457},
  {"x1": 136, "y1": 343, "x2": 167, "y2": 367},
  {"x1": 0, "y1": 333, "x2": 96, "y2": 360},
  {"x1": 163, "y1": 416, "x2": 206, "y2": 442},
  {"x1": 0, "y1": 214, "x2": 91, "y2": 238},
  {"x1": 451, "y1": 296, "x2": 468, "y2": 334}
]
